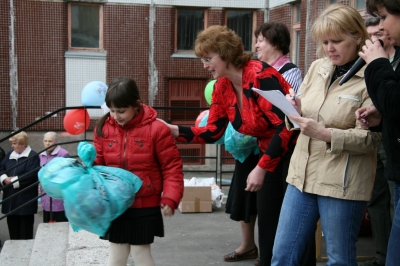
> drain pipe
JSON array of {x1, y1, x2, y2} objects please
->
[
  {"x1": 148, "y1": 0, "x2": 158, "y2": 106},
  {"x1": 304, "y1": 0, "x2": 311, "y2": 73},
  {"x1": 264, "y1": 0, "x2": 269, "y2": 22},
  {"x1": 9, "y1": 0, "x2": 18, "y2": 131}
]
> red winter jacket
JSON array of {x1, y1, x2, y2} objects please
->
[{"x1": 94, "y1": 104, "x2": 184, "y2": 211}]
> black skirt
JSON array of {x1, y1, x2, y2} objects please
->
[
  {"x1": 102, "y1": 207, "x2": 164, "y2": 245},
  {"x1": 225, "y1": 152, "x2": 258, "y2": 223}
]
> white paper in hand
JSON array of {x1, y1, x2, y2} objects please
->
[{"x1": 252, "y1": 88, "x2": 300, "y2": 128}]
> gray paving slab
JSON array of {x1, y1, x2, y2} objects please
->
[{"x1": 0, "y1": 239, "x2": 34, "y2": 266}]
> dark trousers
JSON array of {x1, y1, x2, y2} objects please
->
[
  {"x1": 257, "y1": 153, "x2": 316, "y2": 266},
  {"x1": 7, "y1": 214, "x2": 35, "y2": 240},
  {"x1": 367, "y1": 143, "x2": 393, "y2": 257}
]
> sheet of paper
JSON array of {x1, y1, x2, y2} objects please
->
[{"x1": 252, "y1": 88, "x2": 300, "y2": 128}]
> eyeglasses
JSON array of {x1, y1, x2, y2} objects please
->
[{"x1": 200, "y1": 55, "x2": 219, "y2": 65}]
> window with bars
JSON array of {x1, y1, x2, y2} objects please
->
[
  {"x1": 169, "y1": 79, "x2": 206, "y2": 164},
  {"x1": 168, "y1": 79, "x2": 208, "y2": 124},
  {"x1": 168, "y1": 79, "x2": 234, "y2": 164}
]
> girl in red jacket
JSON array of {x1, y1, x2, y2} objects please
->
[{"x1": 94, "y1": 77, "x2": 184, "y2": 266}]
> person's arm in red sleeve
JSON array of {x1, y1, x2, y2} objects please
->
[
  {"x1": 177, "y1": 83, "x2": 229, "y2": 144},
  {"x1": 155, "y1": 121, "x2": 184, "y2": 215},
  {"x1": 245, "y1": 75, "x2": 298, "y2": 192}
]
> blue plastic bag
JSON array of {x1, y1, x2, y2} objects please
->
[
  {"x1": 224, "y1": 123, "x2": 260, "y2": 163},
  {"x1": 38, "y1": 142, "x2": 142, "y2": 236}
]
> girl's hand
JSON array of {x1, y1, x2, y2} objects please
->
[
  {"x1": 286, "y1": 88, "x2": 302, "y2": 115},
  {"x1": 156, "y1": 118, "x2": 179, "y2": 138},
  {"x1": 161, "y1": 204, "x2": 173, "y2": 217},
  {"x1": 355, "y1": 106, "x2": 382, "y2": 129},
  {"x1": 245, "y1": 165, "x2": 267, "y2": 192},
  {"x1": 288, "y1": 115, "x2": 331, "y2": 142},
  {"x1": 359, "y1": 39, "x2": 388, "y2": 64}
]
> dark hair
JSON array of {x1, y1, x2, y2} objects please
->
[
  {"x1": 254, "y1": 22, "x2": 291, "y2": 55},
  {"x1": 366, "y1": 0, "x2": 400, "y2": 16},
  {"x1": 365, "y1": 16, "x2": 380, "y2": 27},
  {"x1": 95, "y1": 77, "x2": 142, "y2": 137},
  {"x1": 194, "y1": 25, "x2": 253, "y2": 69}
]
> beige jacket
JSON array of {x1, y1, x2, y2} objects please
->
[{"x1": 287, "y1": 58, "x2": 381, "y2": 201}]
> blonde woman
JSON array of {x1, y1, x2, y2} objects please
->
[
  {"x1": 271, "y1": 4, "x2": 381, "y2": 265},
  {"x1": 0, "y1": 131, "x2": 40, "y2": 239}
]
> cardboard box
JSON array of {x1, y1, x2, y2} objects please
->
[{"x1": 179, "y1": 186, "x2": 212, "y2": 213}]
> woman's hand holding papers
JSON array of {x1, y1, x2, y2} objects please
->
[
  {"x1": 288, "y1": 115, "x2": 332, "y2": 143},
  {"x1": 286, "y1": 88, "x2": 302, "y2": 115}
]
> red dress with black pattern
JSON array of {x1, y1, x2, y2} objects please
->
[{"x1": 177, "y1": 60, "x2": 299, "y2": 172}]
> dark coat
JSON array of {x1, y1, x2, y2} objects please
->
[
  {"x1": 0, "y1": 146, "x2": 40, "y2": 215},
  {"x1": 0, "y1": 147, "x2": 5, "y2": 163},
  {"x1": 365, "y1": 47, "x2": 400, "y2": 183}
]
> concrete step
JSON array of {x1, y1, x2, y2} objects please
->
[
  {"x1": 66, "y1": 226, "x2": 135, "y2": 266},
  {"x1": 29, "y1": 222, "x2": 69, "y2": 266},
  {"x1": 0, "y1": 239, "x2": 34, "y2": 266},
  {"x1": 66, "y1": 226, "x2": 109, "y2": 266}
]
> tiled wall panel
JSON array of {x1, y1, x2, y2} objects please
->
[
  {"x1": 108, "y1": 0, "x2": 266, "y2": 8},
  {"x1": 65, "y1": 57, "x2": 107, "y2": 118}
]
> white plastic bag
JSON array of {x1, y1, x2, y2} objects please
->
[{"x1": 210, "y1": 184, "x2": 224, "y2": 208}]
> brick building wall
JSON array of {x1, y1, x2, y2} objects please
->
[
  {"x1": 0, "y1": 1, "x2": 267, "y2": 132},
  {"x1": 0, "y1": 1, "x2": 11, "y2": 130},
  {"x1": 0, "y1": 0, "x2": 367, "y2": 134},
  {"x1": 1, "y1": 1, "x2": 67, "y2": 132}
]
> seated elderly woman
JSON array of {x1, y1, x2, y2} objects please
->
[
  {"x1": 0, "y1": 131, "x2": 40, "y2": 240},
  {"x1": 39, "y1": 131, "x2": 70, "y2": 223}
]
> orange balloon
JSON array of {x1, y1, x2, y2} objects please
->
[{"x1": 63, "y1": 109, "x2": 90, "y2": 135}]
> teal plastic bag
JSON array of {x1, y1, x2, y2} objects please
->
[
  {"x1": 224, "y1": 123, "x2": 260, "y2": 163},
  {"x1": 38, "y1": 142, "x2": 142, "y2": 236}
]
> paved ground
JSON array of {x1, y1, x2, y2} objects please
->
[{"x1": 0, "y1": 176, "x2": 376, "y2": 265}]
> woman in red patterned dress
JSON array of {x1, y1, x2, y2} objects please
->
[{"x1": 163, "y1": 25, "x2": 299, "y2": 265}]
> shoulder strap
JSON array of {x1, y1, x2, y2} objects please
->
[{"x1": 278, "y1": 62, "x2": 297, "y2": 74}]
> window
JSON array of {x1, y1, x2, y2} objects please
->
[
  {"x1": 325, "y1": 0, "x2": 337, "y2": 7},
  {"x1": 68, "y1": 3, "x2": 103, "y2": 51},
  {"x1": 176, "y1": 9, "x2": 205, "y2": 51},
  {"x1": 226, "y1": 11, "x2": 254, "y2": 52},
  {"x1": 292, "y1": 4, "x2": 301, "y2": 66},
  {"x1": 168, "y1": 79, "x2": 208, "y2": 164},
  {"x1": 168, "y1": 79, "x2": 208, "y2": 125},
  {"x1": 353, "y1": 0, "x2": 366, "y2": 10}
]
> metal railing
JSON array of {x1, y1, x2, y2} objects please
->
[{"x1": 0, "y1": 105, "x2": 232, "y2": 222}]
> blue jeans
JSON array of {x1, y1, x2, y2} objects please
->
[
  {"x1": 386, "y1": 182, "x2": 400, "y2": 266},
  {"x1": 271, "y1": 184, "x2": 367, "y2": 266}
]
